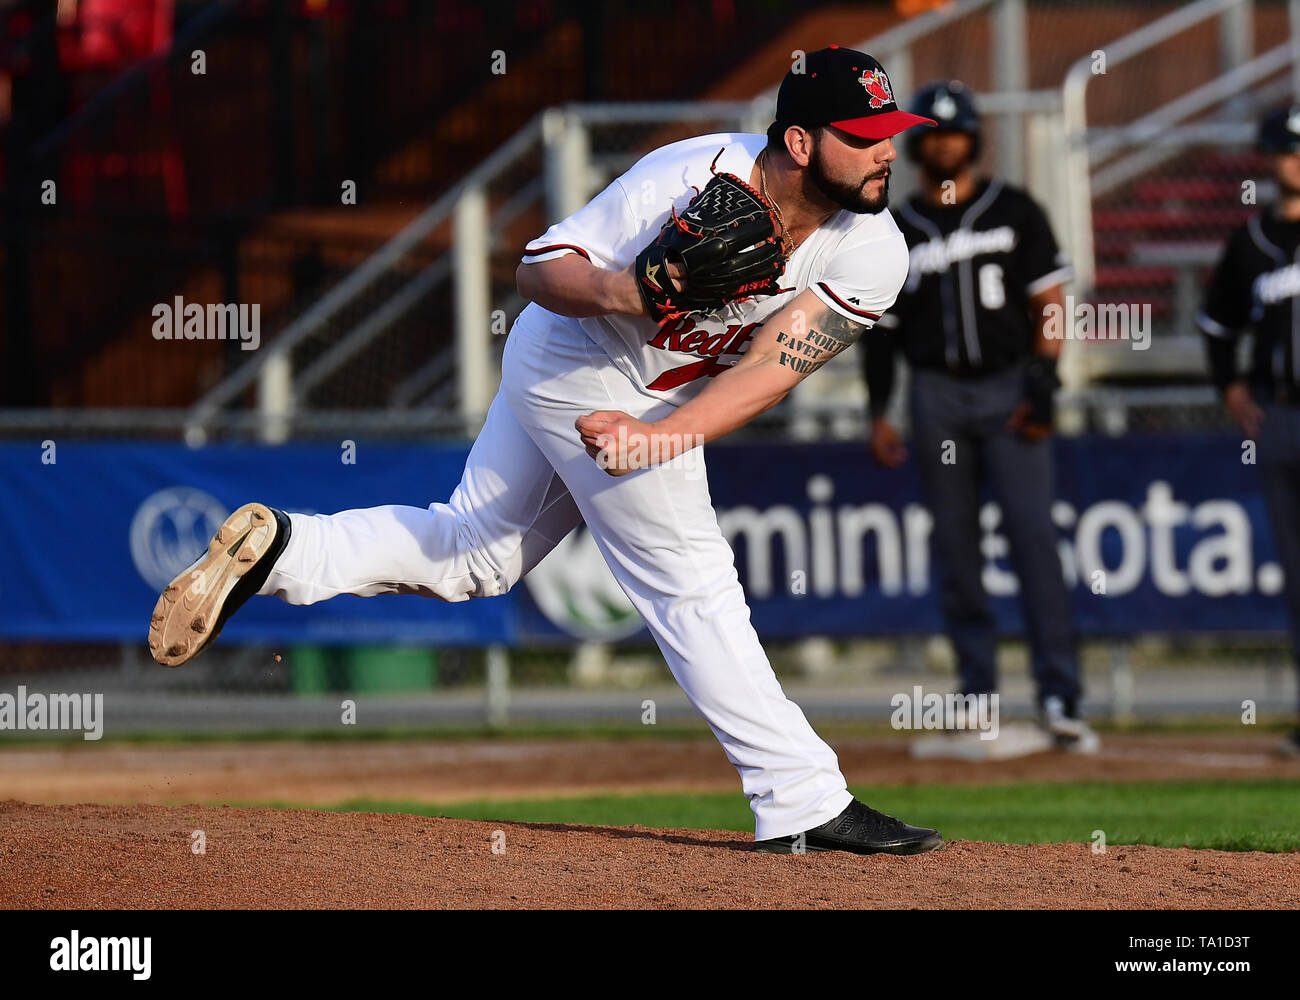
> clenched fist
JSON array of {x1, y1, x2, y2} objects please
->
[{"x1": 575, "y1": 410, "x2": 661, "y2": 476}]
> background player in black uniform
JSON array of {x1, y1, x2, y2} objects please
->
[
  {"x1": 1200, "y1": 105, "x2": 1300, "y2": 755},
  {"x1": 863, "y1": 80, "x2": 1097, "y2": 753}
]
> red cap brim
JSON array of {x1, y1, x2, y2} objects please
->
[{"x1": 830, "y1": 111, "x2": 938, "y2": 140}]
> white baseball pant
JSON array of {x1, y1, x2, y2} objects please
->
[{"x1": 258, "y1": 311, "x2": 853, "y2": 839}]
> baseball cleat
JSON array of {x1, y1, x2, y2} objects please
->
[
  {"x1": 148, "y1": 502, "x2": 291, "y2": 668},
  {"x1": 754, "y1": 797, "x2": 943, "y2": 856},
  {"x1": 1039, "y1": 695, "x2": 1101, "y2": 755}
]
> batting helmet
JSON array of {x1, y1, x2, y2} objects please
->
[
  {"x1": 906, "y1": 80, "x2": 981, "y2": 162},
  {"x1": 1259, "y1": 105, "x2": 1300, "y2": 154}
]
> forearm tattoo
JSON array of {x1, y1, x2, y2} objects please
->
[{"x1": 773, "y1": 305, "x2": 868, "y2": 376}]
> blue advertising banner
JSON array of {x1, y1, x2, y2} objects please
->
[
  {"x1": 705, "y1": 434, "x2": 1288, "y2": 638},
  {"x1": 0, "y1": 434, "x2": 1289, "y2": 644},
  {"x1": 0, "y1": 442, "x2": 513, "y2": 645}
]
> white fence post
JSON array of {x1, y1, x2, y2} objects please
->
[
  {"x1": 1027, "y1": 107, "x2": 1070, "y2": 243},
  {"x1": 1221, "y1": 0, "x2": 1253, "y2": 70},
  {"x1": 993, "y1": 0, "x2": 1028, "y2": 185},
  {"x1": 1060, "y1": 66, "x2": 1095, "y2": 392},
  {"x1": 1109, "y1": 641, "x2": 1136, "y2": 727},
  {"x1": 742, "y1": 94, "x2": 774, "y2": 137},
  {"x1": 486, "y1": 644, "x2": 510, "y2": 728},
  {"x1": 884, "y1": 46, "x2": 912, "y2": 113},
  {"x1": 454, "y1": 186, "x2": 492, "y2": 433},
  {"x1": 257, "y1": 352, "x2": 293, "y2": 444},
  {"x1": 1028, "y1": 103, "x2": 1087, "y2": 424},
  {"x1": 543, "y1": 106, "x2": 592, "y2": 222},
  {"x1": 1222, "y1": 0, "x2": 1254, "y2": 118},
  {"x1": 1291, "y1": 0, "x2": 1300, "y2": 98}
]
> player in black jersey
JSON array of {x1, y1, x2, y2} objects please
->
[
  {"x1": 862, "y1": 80, "x2": 1096, "y2": 755},
  {"x1": 1200, "y1": 105, "x2": 1300, "y2": 755}
]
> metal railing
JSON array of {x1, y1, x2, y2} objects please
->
[
  {"x1": 1058, "y1": 0, "x2": 1295, "y2": 387},
  {"x1": 174, "y1": 0, "x2": 1048, "y2": 443},
  {"x1": 1061, "y1": 0, "x2": 1281, "y2": 296},
  {"x1": 15, "y1": 0, "x2": 1257, "y2": 438},
  {"x1": 182, "y1": 101, "x2": 777, "y2": 443}
]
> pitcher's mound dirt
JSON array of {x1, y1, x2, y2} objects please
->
[{"x1": 1, "y1": 802, "x2": 1296, "y2": 909}]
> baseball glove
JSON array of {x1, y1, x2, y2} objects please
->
[{"x1": 634, "y1": 150, "x2": 789, "y2": 324}]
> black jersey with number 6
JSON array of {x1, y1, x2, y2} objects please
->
[{"x1": 867, "y1": 180, "x2": 1071, "y2": 411}]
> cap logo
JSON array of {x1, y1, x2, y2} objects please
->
[
  {"x1": 933, "y1": 93, "x2": 958, "y2": 120},
  {"x1": 1288, "y1": 107, "x2": 1300, "y2": 135},
  {"x1": 858, "y1": 68, "x2": 894, "y2": 109}
]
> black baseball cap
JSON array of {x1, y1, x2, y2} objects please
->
[
  {"x1": 1259, "y1": 105, "x2": 1300, "y2": 153},
  {"x1": 774, "y1": 45, "x2": 937, "y2": 141}
]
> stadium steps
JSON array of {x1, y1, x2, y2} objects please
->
[
  {"x1": 1078, "y1": 146, "x2": 1271, "y2": 383},
  {"x1": 55, "y1": 1, "x2": 822, "y2": 411},
  {"x1": 65, "y1": 3, "x2": 1241, "y2": 409}
]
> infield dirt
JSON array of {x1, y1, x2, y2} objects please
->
[
  {"x1": 1, "y1": 801, "x2": 1297, "y2": 909},
  {"x1": 2, "y1": 733, "x2": 1297, "y2": 805},
  {"x1": 1, "y1": 733, "x2": 1298, "y2": 908}
]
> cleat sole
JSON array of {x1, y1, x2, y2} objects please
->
[{"x1": 148, "y1": 502, "x2": 278, "y2": 668}]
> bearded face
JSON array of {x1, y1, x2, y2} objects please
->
[{"x1": 807, "y1": 131, "x2": 892, "y2": 215}]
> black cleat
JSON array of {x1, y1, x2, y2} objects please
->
[
  {"x1": 755, "y1": 797, "x2": 943, "y2": 856},
  {"x1": 148, "y1": 502, "x2": 292, "y2": 667}
]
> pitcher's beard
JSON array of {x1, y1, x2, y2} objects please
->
[{"x1": 810, "y1": 149, "x2": 890, "y2": 214}]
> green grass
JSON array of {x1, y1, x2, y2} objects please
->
[{"x1": 292, "y1": 780, "x2": 1300, "y2": 853}]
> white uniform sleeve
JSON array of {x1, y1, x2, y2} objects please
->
[
  {"x1": 521, "y1": 176, "x2": 642, "y2": 271},
  {"x1": 809, "y1": 227, "x2": 911, "y2": 330},
  {"x1": 520, "y1": 134, "x2": 759, "y2": 274}
]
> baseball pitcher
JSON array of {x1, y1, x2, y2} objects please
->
[{"x1": 148, "y1": 47, "x2": 944, "y2": 855}]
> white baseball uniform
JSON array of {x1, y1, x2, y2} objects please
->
[{"x1": 258, "y1": 131, "x2": 909, "y2": 840}]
